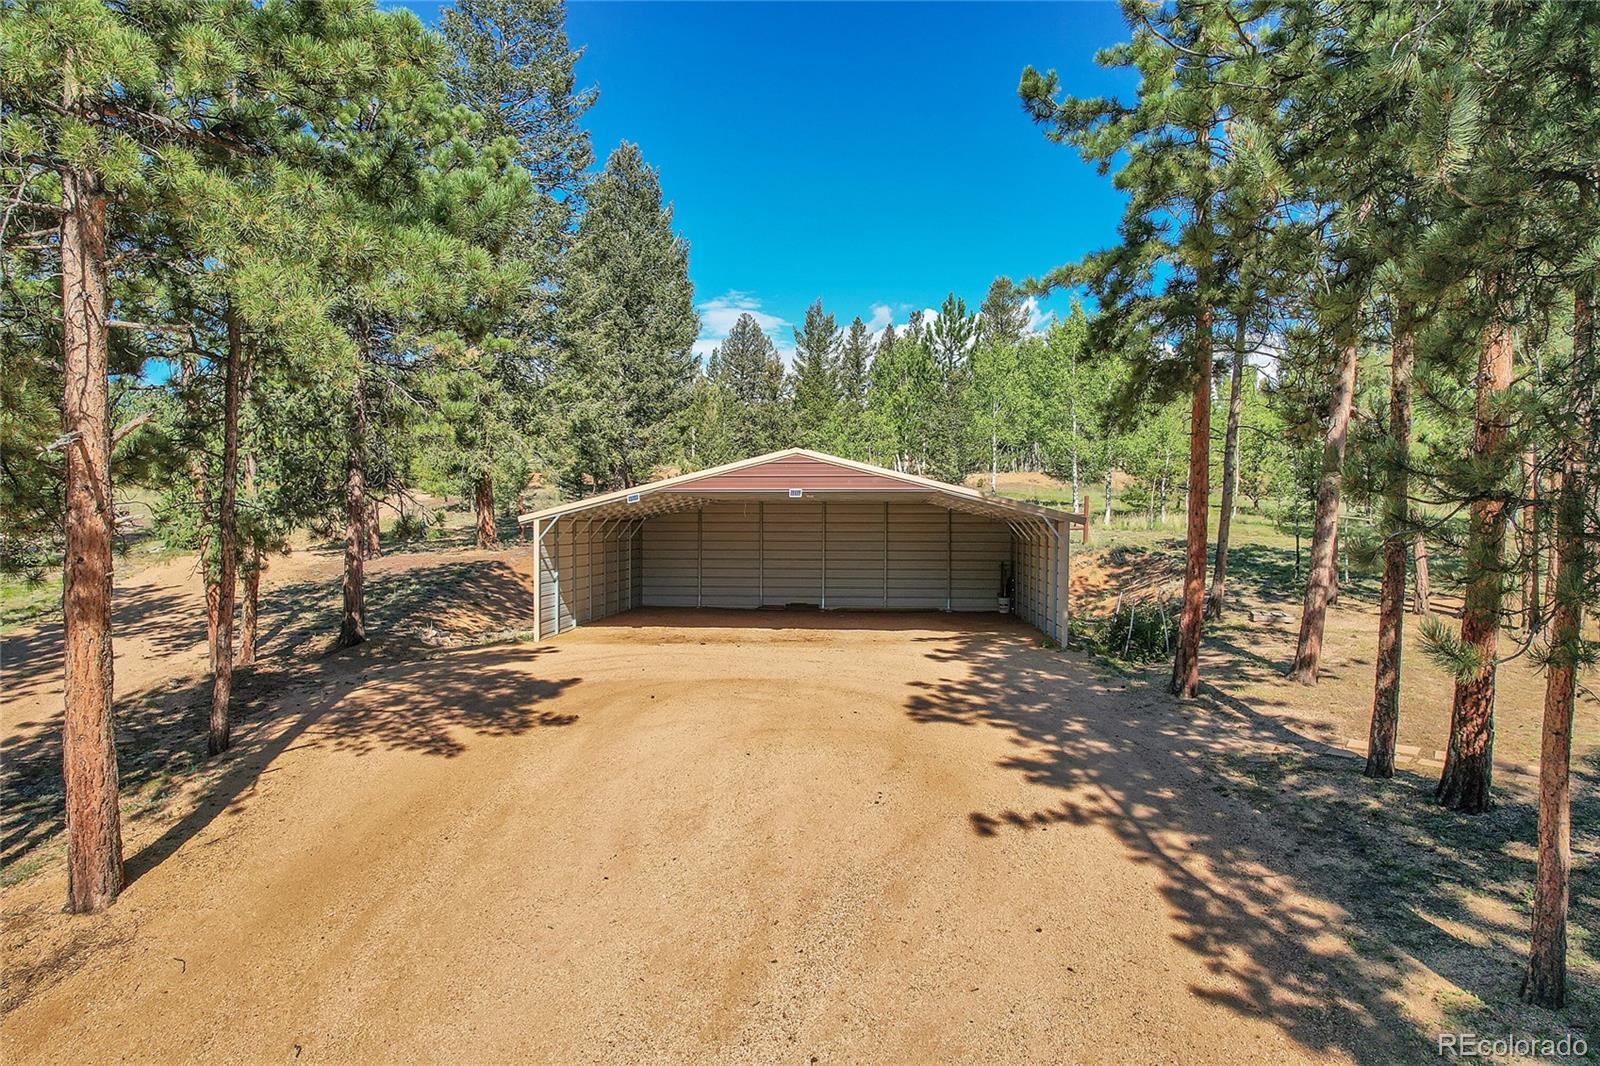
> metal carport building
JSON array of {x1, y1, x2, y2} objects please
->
[{"x1": 518, "y1": 449, "x2": 1085, "y2": 642}]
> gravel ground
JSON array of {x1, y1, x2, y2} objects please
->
[{"x1": 2, "y1": 609, "x2": 1445, "y2": 1063}]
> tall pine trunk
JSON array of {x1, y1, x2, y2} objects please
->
[
  {"x1": 238, "y1": 446, "x2": 260, "y2": 669},
  {"x1": 1170, "y1": 301, "x2": 1212, "y2": 699},
  {"x1": 1521, "y1": 273, "x2": 1593, "y2": 1008},
  {"x1": 240, "y1": 553, "x2": 261, "y2": 668},
  {"x1": 475, "y1": 472, "x2": 497, "y2": 548},
  {"x1": 1289, "y1": 329, "x2": 1360, "y2": 683},
  {"x1": 1366, "y1": 303, "x2": 1413, "y2": 778},
  {"x1": 1206, "y1": 311, "x2": 1247, "y2": 620},
  {"x1": 1413, "y1": 535, "x2": 1432, "y2": 614},
  {"x1": 1437, "y1": 313, "x2": 1515, "y2": 814},
  {"x1": 336, "y1": 369, "x2": 368, "y2": 649},
  {"x1": 367, "y1": 498, "x2": 382, "y2": 558},
  {"x1": 59, "y1": 154, "x2": 123, "y2": 913},
  {"x1": 208, "y1": 309, "x2": 241, "y2": 756},
  {"x1": 1519, "y1": 448, "x2": 1540, "y2": 632}
]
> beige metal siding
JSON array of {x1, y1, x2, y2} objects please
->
[
  {"x1": 702, "y1": 503, "x2": 761, "y2": 607},
  {"x1": 823, "y1": 501, "x2": 888, "y2": 608},
  {"x1": 951, "y1": 512, "x2": 1009, "y2": 611},
  {"x1": 630, "y1": 524, "x2": 644, "y2": 608},
  {"x1": 1019, "y1": 525, "x2": 1048, "y2": 635},
  {"x1": 541, "y1": 498, "x2": 1048, "y2": 634},
  {"x1": 761, "y1": 499, "x2": 823, "y2": 605},
  {"x1": 642, "y1": 511, "x2": 699, "y2": 607},
  {"x1": 537, "y1": 518, "x2": 632, "y2": 633},
  {"x1": 885, "y1": 501, "x2": 947, "y2": 609},
  {"x1": 1004, "y1": 521, "x2": 1063, "y2": 643},
  {"x1": 538, "y1": 522, "x2": 561, "y2": 635}
]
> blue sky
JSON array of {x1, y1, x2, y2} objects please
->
[{"x1": 394, "y1": 1, "x2": 1135, "y2": 360}]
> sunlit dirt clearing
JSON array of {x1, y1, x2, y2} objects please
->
[{"x1": 1, "y1": 609, "x2": 1457, "y2": 1064}]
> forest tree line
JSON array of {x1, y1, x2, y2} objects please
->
[{"x1": 1016, "y1": 0, "x2": 1596, "y2": 1010}]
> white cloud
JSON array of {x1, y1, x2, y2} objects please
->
[
  {"x1": 864, "y1": 305, "x2": 939, "y2": 348},
  {"x1": 695, "y1": 290, "x2": 793, "y2": 364},
  {"x1": 1022, "y1": 296, "x2": 1055, "y2": 335},
  {"x1": 697, "y1": 291, "x2": 790, "y2": 340}
]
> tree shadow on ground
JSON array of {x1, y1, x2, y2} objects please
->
[
  {"x1": 257, "y1": 558, "x2": 534, "y2": 656},
  {"x1": 902, "y1": 629, "x2": 1596, "y2": 1062},
  {"x1": 1, "y1": 556, "x2": 547, "y2": 885},
  {"x1": 2, "y1": 639, "x2": 577, "y2": 885},
  {"x1": 120, "y1": 641, "x2": 577, "y2": 887},
  {"x1": 1, "y1": 584, "x2": 208, "y2": 711}
]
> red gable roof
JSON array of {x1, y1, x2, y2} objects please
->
[{"x1": 672, "y1": 452, "x2": 919, "y2": 493}]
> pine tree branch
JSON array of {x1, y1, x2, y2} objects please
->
[
  {"x1": 33, "y1": 98, "x2": 267, "y2": 158},
  {"x1": 107, "y1": 318, "x2": 189, "y2": 335},
  {"x1": 0, "y1": 167, "x2": 62, "y2": 247},
  {"x1": 111, "y1": 412, "x2": 154, "y2": 447}
]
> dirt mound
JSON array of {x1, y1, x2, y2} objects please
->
[{"x1": 1070, "y1": 544, "x2": 1184, "y2": 617}]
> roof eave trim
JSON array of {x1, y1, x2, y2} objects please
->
[{"x1": 517, "y1": 447, "x2": 1086, "y2": 526}]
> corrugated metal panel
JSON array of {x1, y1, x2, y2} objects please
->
[
  {"x1": 642, "y1": 511, "x2": 698, "y2": 607},
  {"x1": 536, "y1": 518, "x2": 655, "y2": 636},
  {"x1": 761, "y1": 499, "x2": 823, "y2": 605},
  {"x1": 1031, "y1": 528, "x2": 1049, "y2": 635},
  {"x1": 556, "y1": 496, "x2": 1055, "y2": 636},
  {"x1": 538, "y1": 522, "x2": 560, "y2": 635},
  {"x1": 701, "y1": 501, "x2": 761, "y2": 607},
  {"x1": 1016, "y1": 526, "x2": 1039, "y2": 632},
  {"x1": 630, "y1": 524, "x2": 644, "y2": 608},
  {"x1": 885, "y1": 501, "x2": 947, "y2": 609},
  {"x1": 951, "y1": 511, "x2": 1009, "y2": 611},
  {"x1": 1011, "y1": 523, "x2": 1061, "y2": 642},
  {"x1": 824, "y1": 500, "x2": 887, "y2": 608}
]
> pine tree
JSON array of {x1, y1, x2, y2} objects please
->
[
  {"x1": 791, "y1": 299, "x2": 841, "y2": 448},
  {"x1": 555, "y1": 143, "x2": 698, "y2": 490},
  {"x1": 440, "y1": 0, "x2": 597, "y2": 539},
  {"x1": 1518, "y1": 0, "x2": 1600, "y2": 1002},
  {"x1": 1434, "y1": 302, "x2": 1517, "y2": 813},
  {"x1": 1020, "y1": 0, "x2": 1264, "y2": 696},
  {"x1": 415, "y1": 133, "x2": 544, "y2": 549},
  {"x1": 926, "y1": 293, "x2": 976, "y2": 481},
  {"x1": 1365, "y1": 296, "x2": 1414, "y2": 778},
  {"x1": 1203, "y1": 106, "x2": 1295, "y2": 620},
  {"x1": 1286, "y1": 300, "x2": 1365, "y2": 683},
  {"x1": 1525, "y1": 270, "x2": 1595, "y2": 1008},
  {"x1": 1205, "y1": 310, "x2": 1248, "y2": 618},
  {"x1": 0, "y1": 0, "x2": 436, "y2": 909},
  {"x1": 713, "y1": 312, "x2": 789, "y2": 454},
  {"x1": 442, "y1": 0, "x2": 596, "y2": 200},
  {"x1": 977, "y1": 276, "x2": 1029, "y2": 351},
  {"x1": 1279, "y1": 49, "x2": 1391, "y2": 682},
  {"x1": 837, "y1": 317, "x2": 872, "y2": 414}
]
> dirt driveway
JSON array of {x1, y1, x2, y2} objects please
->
[{"x1": 4, "y1": 610, "x2": 1441, "y2": 1063}]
